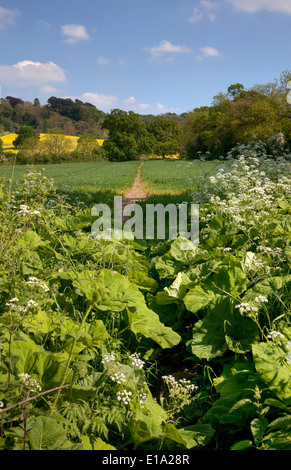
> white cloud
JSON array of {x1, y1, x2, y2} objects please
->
[
  {"x1": 226, "y1": 0, "x2": 291, "y2": 14},
  {"x1": 61, "y1": 24, "x2": 90, "y2": 44},
  {"x1": 0, "y1": 6, "x2": 20, "y2": 29},
  {"x1": 139, "y1": 103, "x2": 151, "y2": 110},
  {"x1": 188, "y1": 1, "x2": 219, "y2": 22},
  {"x1": 188, "y1": 7, "x2": 204, "y2": 22},
  {"x1": 122, "y1": 96, "x2": 149, "y2": 111},
  {"x1": 36, "y1": 19, "x2": 51, "y2": 29},
  {"x1": 122, "y1": 97, "x2": 180, "y2": 114},
  {"x1": 0, "y1": 61, "x2": 66, "y2": 87},
  {"x1": 201, "y1": 0, "x2": 220, "y2": 9},
  {"x1": 146, "y1": 40, "x2": 193, "y2": 61},
  {"x1": 40, "y1": 85, "x2": 58, "y2": 94},
  {"x1": 155, "y1": 103, "x2": 181, "y2": 114},
  {"x1": 123, "y1": 96, "x2": 137, "y2": 106},
  {"x1": 97, "y1": 57, "x2": 111, "y2": 65},
  {"x1": 201, "y1": 46, "x2": 220, "y2": 56},
  {"x1": 70, "y1": 92, "x2": 118, "y2": 111},
  {"x1": 197, "y1": 46, "x2": 221, "y2": 60}
]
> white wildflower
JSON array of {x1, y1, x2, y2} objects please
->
[
  {"x1": 18, "y1": 373, "x2": 42, "y2": 392},
  {"x1": 129, "y1": 353, "x2": 145, "y2": 370},
  {"x1": 267, "y1": 331, "x2": 284, "y2": 340},
  {"x1": 110, "y1": 372, "x2": 126, "y2": 384},
  {"x1": 235, "y1": 302, "x2": 258, "y2": 315},
  {"x1": 138, "y1": 391, "x2": 148, "y2": 407},
  {"x1": 5, "y1": 297, "x2": 19, "y2": 308},
  {"x1": 27, "y1": 299, "x2": 38, "y2": 308},
  {"x1": 254, "y1": 295, "x2": 268, "y2": 304},
  {"x1": 27, "y1": 277, "x2": 49, "y2": 292},
  {"x1": 101, "y1": 352, "x2": 117, "y2": 364},
  {"x1": 117, "y1": 389, "x2": 132, "y2": 405}
]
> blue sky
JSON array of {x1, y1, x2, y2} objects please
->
[{"x1": 0, "y1": 0, "x2": 290, "y2": 114}]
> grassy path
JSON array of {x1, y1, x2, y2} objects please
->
[{"x1": 121, "y1": 162, "x2": 147, "y2": 222}]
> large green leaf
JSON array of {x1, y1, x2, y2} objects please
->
[
  {"x1": 73, "y1": 269, "x2": 146, "y2": 312},
  {"x1": 28, "y1": 416, "x2": 75, "y2": 450},
  {"x1": 128, "y1": 391, "x2": 167, "y2": 446},
  {"x1": 184, "y1": 285, "x2": 216, "y2": 314},
  {"x1": 243, "y1": 275, "x2": 291, "y2": 303},
  {"x1": 204, "y1": 265, "x2": 248, "y2": 295},
  {"x1": 11, "y1": 337, "x2": 71, "y2": 389},
  {"x1": 155, "y1": 253, "x2": 183, "y2": 279},
  {"x1": 169, "y1": 237, "x2": 198, "y2": 263},
  {"x1": 188, "y1": 296, "x2": 258, "y2": 359},
  {"x1": 73, "y1": 269, "x2": 180, "y2": 348},
  {"x1": 187, "y1": 259, "x2": 222, "y2": 283},
  {"x1": 252, "y1": 342, "x2": 291, "y2": 404},
  {"x1": 164, "y1": 423, "x2": 214, "y2": 449},
  {"x1": 156, "y1": 272, "x2": 192, "y2": 305},
  {"x1": 81, "y1": 436, "x2": 116, "y2": 450},
  {"x1": 127, "y1": 304, "x2": 181, "y2": 349},
  {"x1": 205, "y1": 361, "x2": 260, "y2": 426},
  {"x1": 127, "y1": 270, "x2": 158, "y2": 293}
]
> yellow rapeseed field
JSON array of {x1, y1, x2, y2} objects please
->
[
  {"x1": 0, "y1": 133, "x2": 105, "y2": 152},
  {"x1": 0, "y1": 133, "x2": 178, "y2": 158}
]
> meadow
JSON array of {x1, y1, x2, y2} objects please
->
[
  {"x1": 0, "y1": 160, "x2": 141, "y2": 207},
  {"x1": 0, "y1": 158, "x2": 221, "y2": 207},
  {"x1": 0, "y1": 142, "x2": 290, "y2": 451}
]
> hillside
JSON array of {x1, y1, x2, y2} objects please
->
[{"x1": 1, "y1": 70, "x2": 291, "y2": 161}]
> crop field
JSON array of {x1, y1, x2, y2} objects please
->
[
  {"x1": 0, "y1": 144, "x2": 291, "y2": 451},
  {"x1": 0, "y1": 133, "x2": 104, "y2": 153},
  {"x1": 0, "y1": 160, "x2": 141, "y2": 207},
  {"x1": 141, "y1": 159, "x2": 223, "y2": 203},
  {"x1": 0, "y1": 159, "x2": 221, "y2": 208}
]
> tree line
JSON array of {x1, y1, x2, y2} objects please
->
[{"x1": 0, "y1": 69, "x2": 291, "y2": 163}]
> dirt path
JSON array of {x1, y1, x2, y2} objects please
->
[{"x1": 121, "y1": 162, "x2": 147, "y2": 222}]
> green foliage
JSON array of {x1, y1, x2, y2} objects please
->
[
  {"x1": 147, "y1": 118, "x2": 182, "y2": 156},
  {"x1": 76, "y1": 133, "x2": 104, "y2": 158},
  {"x1": 0, "y1": 145, "x2": 290, "y2": 450},
  {"x1": 102, "y1": 109, "x2": 153, "y2": 161},
  {"x1": 183, "y1": 70, "x2": 291, "y2": 158},
  {"x1": 13, "y1": 126, "x2": 40, "y2": 149}
]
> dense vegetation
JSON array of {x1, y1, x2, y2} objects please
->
[
  {"x1": 1, "y1": 70, "x2": 291, "y2": 164},
  {"x1": 0, "y1": 69, "x2": 290, "y2": 451},
  {"x1": 0, "y1": 141, "x2": 290, "y2": 450}
]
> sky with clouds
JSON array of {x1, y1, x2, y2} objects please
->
[{"x1": 0, "y1": 0, "x2": 290, "y2": 114}]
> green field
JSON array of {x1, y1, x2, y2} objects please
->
[
  {"x1": 0, "y1": 159, "x2": 222, "y2": 207},
  {"x1": 141, "y1": 160, "x2": 221, "y2": 195},
  {"x1": 0, "y1": 161, "x2": 141, "y2": 206}
]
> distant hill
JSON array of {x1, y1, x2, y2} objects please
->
[{"x1": 0, "y1": 95, "x2": 187, "y2": 139}]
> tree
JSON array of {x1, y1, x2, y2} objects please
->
[
  {"x1": 102, "y1": 109, "x2": 153, "y2": 161},
  {"x1": 182, "y1": 85, "x2": 291, "y2": 159},
  {"x1": 39, "y1": 133, "x2": 74, "y2": 158},
  {"x1": 47, "y1": 96, "x2": 75, "y2": 116},
  {"x1": 103, "y1": 133, "x2": 138, "y2": 161},
  {"x1": 227, "y1": 83, "x2": 245, "y2": 100},
  {"x1": 147, "y1": 118, "x2": 182, "y2": 156},
  {"x1": 13, "y1": 126, "x2": 40, "y2": 149},
  {"x1": 76, "y1": 133, "x2": 102, "y2": 156},
  {"x1": 5, "y1": 96, "x2": 24, "y2": 108},
  {"x1": 0, "y1": 138, "x2": 3, "y2": 155}
]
